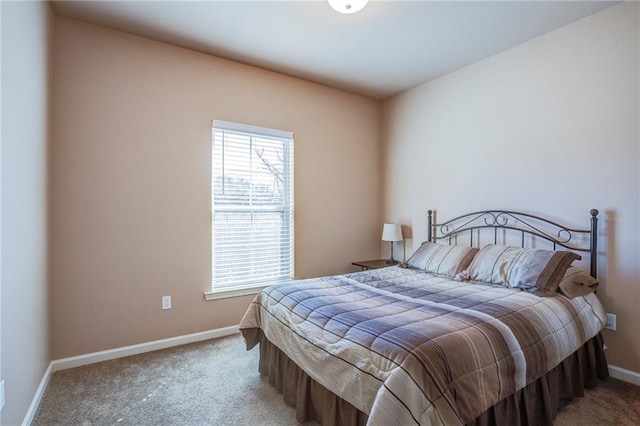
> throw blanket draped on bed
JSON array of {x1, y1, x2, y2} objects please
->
[{"x1": 239, "y1": 266, "x2": 607, "y2": 426}]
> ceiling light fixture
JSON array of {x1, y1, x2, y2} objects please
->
[{"x1": 328, "y1": 0, "x2": 369, "y2": 14}]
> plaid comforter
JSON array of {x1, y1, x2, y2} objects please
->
[{"x1": 239, "y1": 266, "x2": 607, "y2": 425}]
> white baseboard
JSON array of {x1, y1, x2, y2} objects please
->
[
  {"x1": 22, "y1": 326, "x2": 240, "y2": 425},
  {"x1": 21, "y1": 363, "x2": 52, "y2": 426},
  {"x1": 51, "y1": 325, "x2": 240, "y2": 372},
  {"x1": 608, "y1": 364, "x2": 640, "y2": 386}
]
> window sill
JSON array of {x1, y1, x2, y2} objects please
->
[{"x1": 204, "y1": 284, "x2": 269, "y2": 301}]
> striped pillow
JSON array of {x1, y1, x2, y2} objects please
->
[
  {"x1": 467, "y1": 244, "x2": 581, "y2": 295},
  {"x1": 466, "y1": 245, "x2": 523, "y2": 286},
  {"x1": 406, "y1": 242, "x2": 479, "y2": 278}
]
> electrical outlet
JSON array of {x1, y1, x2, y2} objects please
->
[
  {"x1": 605, "y1": 313, "x2": 616, "y2": 331},
  {"x1": 162, "y1": 295, "x2": 171, "y2": 310},
  {"x1": 1, "y1": 379, "x2": 5, "y2": 411}
]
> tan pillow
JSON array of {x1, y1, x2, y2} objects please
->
[
  {"x1": 467, "y1": 245, "x2": 581, "y2": 296},
  {"x1": 406, "y1": 242, "x2": 479, "y2": 278},
  {"x1": 558, "y1": 266, "x2": 599, "y2": 298}
]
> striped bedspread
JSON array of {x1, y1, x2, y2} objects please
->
[{"x1": 239, "y1": 266, "x2": 607, "y2": 425}]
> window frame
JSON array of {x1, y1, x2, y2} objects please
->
[{"x1": 205, "y1": 120, "x2": 294, "y2": 301}]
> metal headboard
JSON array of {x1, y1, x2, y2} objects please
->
[{"x1": 427, "y1": 209, "x2": 599, "y2": 278}]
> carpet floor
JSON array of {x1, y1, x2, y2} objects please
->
[{"x1": 33, "y1": 334, "x2": 640, "y2": 425}]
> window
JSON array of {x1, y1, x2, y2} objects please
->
[{"x1": 208, "y1": 120, "x2": 294, "y2": 298}]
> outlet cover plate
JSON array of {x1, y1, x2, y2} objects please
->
[
  {"x1": 1, "y1": 379, "x2": 5, "y2": 411},
  {"x1": 162, "y1": 295, "x2": 171, "y2": 310},
  {"x1": 605, "y1": 313, "x2": 616, "y2": 331}
]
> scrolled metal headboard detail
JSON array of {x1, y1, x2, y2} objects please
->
[{"x1": 427, "y1": 209, "x2": 599, "y2": 278}]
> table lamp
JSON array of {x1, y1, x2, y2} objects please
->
[{"x1": 382, "y1": 223, "x2": 403, "y2": 264}]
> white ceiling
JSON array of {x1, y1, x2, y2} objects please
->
[{"x1": 51, "y1": 0, "x2": 620, "y2": 100}]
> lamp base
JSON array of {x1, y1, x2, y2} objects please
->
[{"x1": 386, "y1": 241, "x2": 399, "y2": 265}]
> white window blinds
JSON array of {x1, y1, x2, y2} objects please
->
[{"x1": 211, "y1": 121, "x2": 294, "y2": 290}]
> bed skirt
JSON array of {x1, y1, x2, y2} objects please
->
[{"x1": 245, "y1": 329, "x2": 609, "y2": 426}]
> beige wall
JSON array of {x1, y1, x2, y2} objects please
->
[
  {"x1": 1, "y1": 1, "x2": 53, "y2": 424},
  {"x1": 382, "y1": 2, "x2": 640, "y2": 373},
  {"x1": 51, "y1": 18, "x2": 381, "y2": 359}
]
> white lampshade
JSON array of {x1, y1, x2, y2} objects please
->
[
  {"x1": 328, "y1": 0, "x2": 369, "y2": 14},
  {"x1": 382, "y1": 223, "x2": 403, "y2": 242}
]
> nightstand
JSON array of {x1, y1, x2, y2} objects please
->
[{"x1": 352, "y1": 259, "x2": 398, "y2": 271}]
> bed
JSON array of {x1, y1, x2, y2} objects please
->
[{"x1": 239, "y1": 209, "x2": 609, "y2": 426}]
